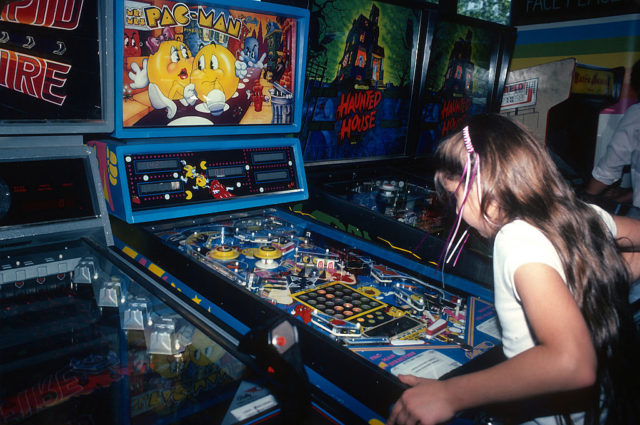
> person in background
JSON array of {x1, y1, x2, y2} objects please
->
[
  {"x1": 585, "y1": 59, "x2": 640, "y2": 214},
  {"x1": 388, "y1": 114, "x2": 640, "y2": 425},
  {"x1": 585, "y1": 59, "x2": 640, "y2": 305}
]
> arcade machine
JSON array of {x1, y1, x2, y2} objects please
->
[
  {"x1": 545, "y1": 62, "x2": 624, "y2": 188},
  {"x1": 298, "y1": 5, "x2": 516, "y2": 289},
  {"x1": 0, "y1": 143, "x2": 356, "y2": 425},
  {"x1": 91, "y1": 1, "x2": 505, "y2": 423},
  {"x1": 500, "y1": 58, "x2": 576, "y2": 150},
  {"x1": 0, "y1": 1, "x2": 353, "y2": 423},
  {"x1": 96, "y1": 144, "x2": 503, "y2": 423},
  {"x1": 506, "y1": 9, "x2": 640, "y2": 215}
]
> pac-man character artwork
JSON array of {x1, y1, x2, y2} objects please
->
[{"x1": 121, "y1": 0, "x2": 299, "y2": 128}]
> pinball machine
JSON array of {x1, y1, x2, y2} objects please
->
[
  {"x1": 83, "y1": 0, "x2": 508, "y2": 423},
  {"x1": 0, "y1": 0, "x2": 114, "y2": 135},
  {"x1": 92, "y1": 137, "x2": 501, "y2": 424},
  {"x1": 297, "y1": 4, "x2": 517, "y2": 289},
  {"x1": 0, "y1": 0, "x2": 356, "y2": 423},
  {"x1": 0, "y1": 143, "x2": 359, "y2": 425}
]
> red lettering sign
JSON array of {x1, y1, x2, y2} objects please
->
[
  {"x1": 336, "y1": 89, "x2": 382, "y2": 120},
  {"x1": 1, "y1": 0, "x2": 85, "y2": 30},
  {"x1": 440, "y1": 97, "x2": 472, "y2": 137},
  {"x1": 0, "y1": 48, "x2": 70, "y2": 105},
  {"x1": 336, "y1": 89, "x2": 382, "y2": 143}
]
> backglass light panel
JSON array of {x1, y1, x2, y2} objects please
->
[
  {"x1": 415, "y1": 16, "x2": 514, "y2": 156},
  {"x1": 299, "y1": 0, "x2": 427, "y2": 164},
  {"x1": 114, "y1": 0, "x2": 309, "y2": 138},
  {"x1": 0, "y1": 0, "x2": 114, "y2": 135}
]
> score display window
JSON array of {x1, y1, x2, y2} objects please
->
[
  {"x1": 254, "y1": 170, "x2": 289, "y2": 183},
  {"x1": 138, "y1": 180, "x2": 184, "y2": 195},
  {"x1": 206, "y1": 166, "x2": 246, "y2": 179},
  {"x1": 134, "y1": 159, "x2": 182, "y2": 173},
  {"x1": 0, "y1": 159, "x2": 97, "y2": 227}
]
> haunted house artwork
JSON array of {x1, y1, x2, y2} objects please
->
[
  {"x1": 301, "y1": 0, "x2": 420, "y2": 162},
  {"x1": 336, "y1": 5, "x2": 385, "y2": 88},
  {"x1": 442, "y1": 29, "x2": 474, "y2": 98}
]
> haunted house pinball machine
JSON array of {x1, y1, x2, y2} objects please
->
[
  {"x1": 414, "y1": 12, "x2": 515, "y2": 156},
  {"x1": 300, "y1": 0, "x2": 429, "y2": 163},
  {"x1": 297, "y1": 5, "x2": 516, "y2": 289}
]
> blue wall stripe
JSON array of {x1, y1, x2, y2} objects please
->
[{"x1": 516, "y1": 18, "x2": 640, "y2": 45}]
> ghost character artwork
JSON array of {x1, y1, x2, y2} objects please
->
[
  {"x1": 239, "y1": 37, "x2": 266, "y2": 68},
  {"x1": 119, "y1": 0, "x2": 302, "y2": 130},
  {"x1": 124, "y1": 30, "x2": 142, "y2": 57}
]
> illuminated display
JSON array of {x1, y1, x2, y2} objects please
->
[
  {"x1": 300, "y1": 0, "x2": 423, "y2": 163},
  {"x1": 254, "y1": 170, "x2": 289, "y2": 183},
  {"x1": 88, "y1": 139, "x2": 308, "y2": 223},
  {"x1": 139, "y1": 181, "x2": 183, "y2": 195},
  {"x1": 135, "y1": 159, "x2": 180, "y2": 173},
  {"x1": 252, "y1": 152, "x2": 287, "y2": 164},
  {"x1": 572, "y1": 66, "x2": 616, "y2": 96},
  {"x1": 206, "y1": 166, "x2": 245, "y2": 179},
  {"x1": 417, "y1": 19, "x2": 504, "y2": 155}
]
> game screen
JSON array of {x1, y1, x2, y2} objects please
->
[
  {"x1": 300, "y1": 0, "x2": 422, "y2": 163},
  {"x1": 415, "y1": 19, "x2": 501, "y2": 156},
  {"x1": 119, "y1": 0, "x2": 303, "y2": 132},
  {"x1": 0, "y1": 0, "x2": 105, "y2": 126}
]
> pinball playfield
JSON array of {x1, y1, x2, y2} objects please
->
[{"x1": 120, "y1": 208, "x2": 500, "y2": 381}]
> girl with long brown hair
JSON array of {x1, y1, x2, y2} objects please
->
[{"x1": 388, "y1": 114, "x2": 640, "y2": 425}]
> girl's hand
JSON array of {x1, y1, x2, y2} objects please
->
[{"x1": 387, "y1": 375, "x2": 457, "y2": 425}]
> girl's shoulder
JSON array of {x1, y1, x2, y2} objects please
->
[
  {"x1": 494, "y1": 220, "x2": 557, "y2": 258},
  {"x1": 494, "y1": 220, "x2": 564, "y2": 280},
  {"x1": 496, "y1": 204, "x2": 615, "y2": 241},
  {"x1": 496, "y1": 219, "x2": 545, "y2": 242}
]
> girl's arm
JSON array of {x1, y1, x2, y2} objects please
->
[
  {"x1": 613, "y1": 215, "x2": 640, "y2": 281},
  {"x1": 387, "y1": 263, "x2": 596, "y2": 425}
]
